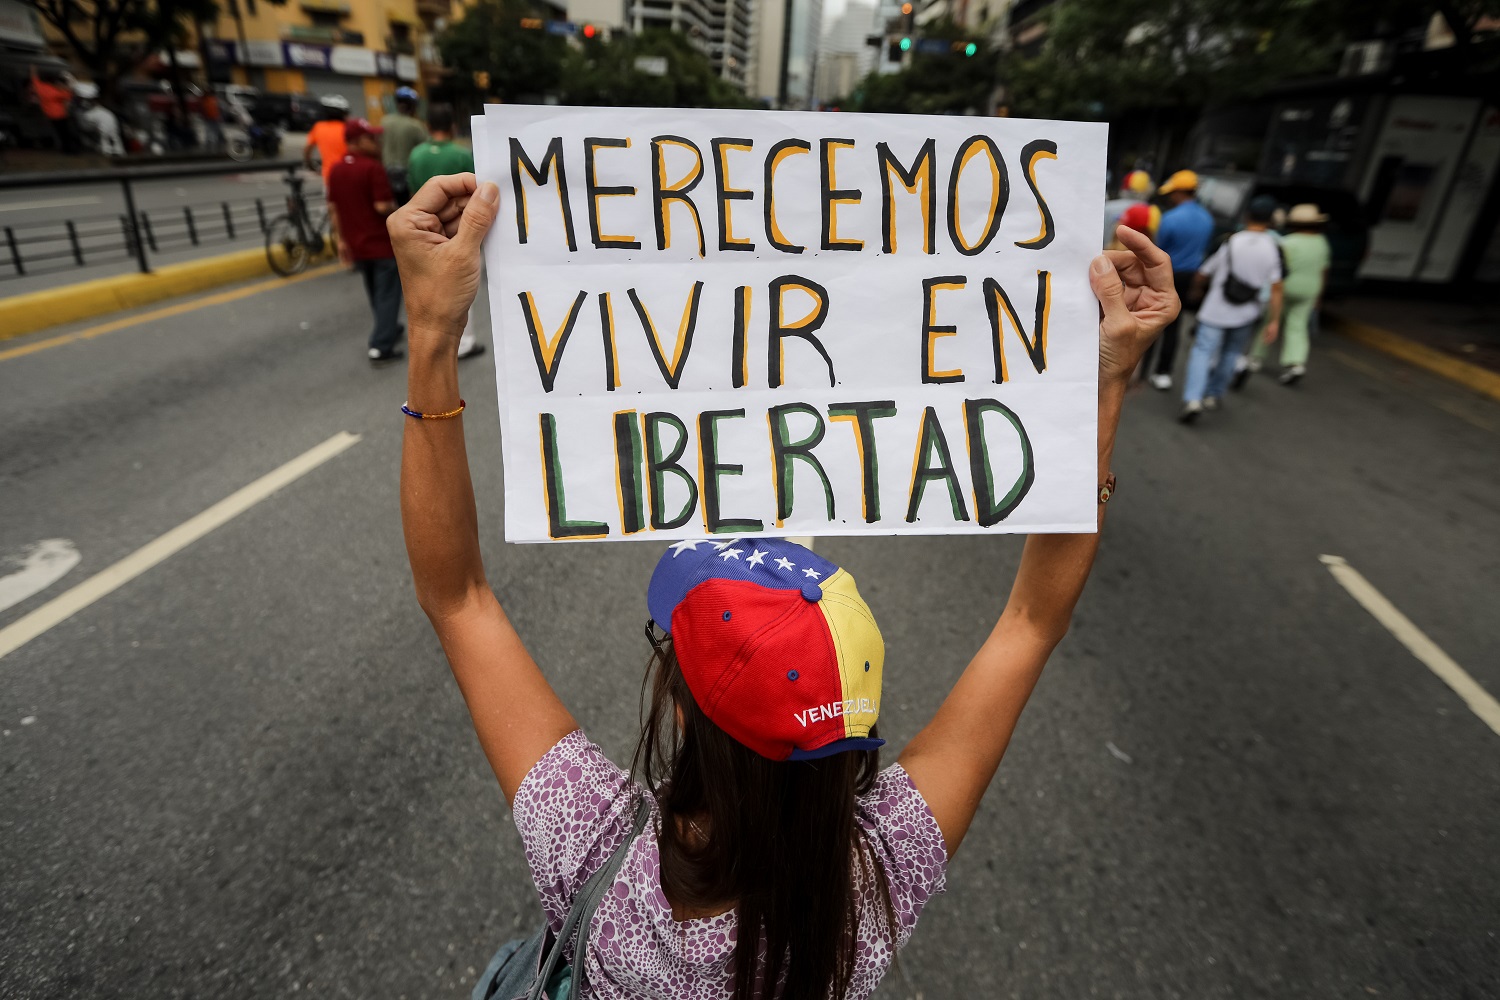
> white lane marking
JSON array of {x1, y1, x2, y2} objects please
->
[
  {"x1": 0, "y1": 432, "x2": 361, "y2": 662},
  {"x1": 0, "y1": 196, "x2": 103, "y2": 213},
  {"x1": 0, "y1": 539, "x2": 81, "y2": 614},
  {"x1": 1321, "y1": 554, "x2": 1500, "y2": 736}
]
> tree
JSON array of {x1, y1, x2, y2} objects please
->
[
  {"x1": 1002, "y1": 0, "x2": 1500, "y2": 121},
  {"x1": 26, "y1": 0, "x2": 221, "y2": 108},
  {"x1": 438, "y1": 0, "x2": 569, "y2": 105},
  {"x1": 559, "y1": 30, "x2": 755, "y2": 109}
]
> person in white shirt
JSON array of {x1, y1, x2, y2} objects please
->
[{"x1": 1179, "y1": 194, "x2": 1284, "y2": 424}]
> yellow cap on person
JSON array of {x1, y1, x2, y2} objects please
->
[{"x1": 1157, "y1": 170, "x2": 1198, "y2": 195}]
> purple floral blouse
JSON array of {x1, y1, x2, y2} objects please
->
[{"x1": 512, "y1": 730, "x2": 948, "y2": 1000}]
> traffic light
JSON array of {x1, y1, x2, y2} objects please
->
[
  {"x1": 899, "y1": 36, "x2": 911, "y2": 51},
  {"x1": 581, "y1": 22, "x2": 596, "y2": 38},
  {"x1": 964, "y1": 41, "x2": 977, "y2": 56},
  {"x1": 900, "y1": 2, "x2": 912, "y2": 13}
]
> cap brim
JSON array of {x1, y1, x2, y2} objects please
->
[{"x1": 787, "y1": 736, "x2": 885, "y2": 761}]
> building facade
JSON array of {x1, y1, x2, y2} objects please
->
[
  {"x1": 630, "y1": 0, "x2": 753, "y2": 89},
  {"x1": 199, "y1": 0, "x2": 437, "y2": 123}
]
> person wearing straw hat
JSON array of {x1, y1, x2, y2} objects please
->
[{"x1": 1244, "y1": 203, "x2": 1330, "y2": 387}]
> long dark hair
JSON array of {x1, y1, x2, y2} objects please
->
[{"x1": 632, "y1": 635, "x2": 894, "y2": 1000}]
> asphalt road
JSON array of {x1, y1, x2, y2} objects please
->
[
  {"x1": 0, "y1": 162, "x2": 317, "y2": 296},
  {"x1": 1, "y1": 272, "x2": 1497, "y2": 999}
]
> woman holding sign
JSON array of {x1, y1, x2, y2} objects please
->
[{"x1": 390, "y1": 173, "x2": 1176, "y2": 1000}]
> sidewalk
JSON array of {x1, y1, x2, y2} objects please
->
[{"x1": 1323, "y1": 294, "x2": 1500, "y2": 402}]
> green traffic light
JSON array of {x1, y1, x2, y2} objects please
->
[
  {"x1": 899, "y1": 36, "x2": 911, "y2": 51},
  {"x1": 964, "y1": 42, "x2": 977, "y2": 56}
]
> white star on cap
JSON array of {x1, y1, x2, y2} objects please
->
[
  {"x1": 719, "y1": 547, "x2": 743, "y2": 560},
  {"x1": 745, "y1": 549, "x2": 767, "y2": 568},
  {"x1": 802, "y1": 567, "x2": 822, "y2": 579},
  {"x1": 668, "y1": 540, "x2": 703, "y2": 557},
  {"x1": 774, "y1": 556, "x2": 796, "y2": 572}
]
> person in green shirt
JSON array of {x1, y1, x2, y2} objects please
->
[
  {"x1": 1248, "y1": 203, "x2": 1331, "y2": 386},
  {"x1": 381, "y1": 87, "x2": 429, "y2": 205},
  {"x1": 407, "y1": 103, "x2": 485, "y2": 360},
  {"x1": 407, "y1": 103, "x2": 474, "y2": 189}
]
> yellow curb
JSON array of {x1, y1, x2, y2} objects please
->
[
  {"x1": 0, "y1": 245, "x2": 327, "y2": 341},
  {"x1": 1324, "y1": 310, "x2": 1500, "y2": 404}
]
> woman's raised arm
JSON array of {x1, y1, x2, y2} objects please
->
[
  {"x1": 392, "y1": 174, "x2": 578, "y2": 803},
  {"x1": 899, "y1": 227, "x2": 1178, "y2": 855}
]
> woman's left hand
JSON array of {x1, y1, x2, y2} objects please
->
[{"x1": 1091, "y1": 225, "x2": 1180, "y2": 385}]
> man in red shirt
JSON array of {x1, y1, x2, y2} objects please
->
[{"x1": 327, "y1": 118, "x2": 404, "y2": 363}]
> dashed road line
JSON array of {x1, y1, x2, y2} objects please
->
[
  {"x1": 0, "y1": 432, "x2": 361, "y2": 662},
  {"x1": 1321, "y1": 554, "x2": 1500, "y2": 737}
]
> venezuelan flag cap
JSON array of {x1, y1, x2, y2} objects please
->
[{"x1": 648, "y1": 538, "x2": 884, "y2": 762}]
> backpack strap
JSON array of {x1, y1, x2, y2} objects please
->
[{"x1": 527, "y1": 794, "x2": 652, "y2": 1000}]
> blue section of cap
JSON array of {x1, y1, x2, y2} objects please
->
[
  {"x1": 786, "y1": 736, "x2": 886, "y2": 760},
  {"x1": 647, "y1": 538, "x2": 841, "y2": 631}
]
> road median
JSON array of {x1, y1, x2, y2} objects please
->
[{"x1": 1, "y1": 248, "x2": 294, "y2": 341}]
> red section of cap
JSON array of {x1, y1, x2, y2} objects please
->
[{"x1": 671, "y1": 578, "x2": 844, "y2": 760}]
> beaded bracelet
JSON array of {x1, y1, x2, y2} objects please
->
[{"x1": 401, "y1": 399, "x2": 466, "y2": 420}]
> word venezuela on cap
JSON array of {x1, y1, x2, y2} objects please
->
[{"x1": 471, "y1": 106, "x2": 1108, "y2": 543}]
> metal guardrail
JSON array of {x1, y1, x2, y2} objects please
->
[{"x1": 0, "y1": 160, "x2": 322, "y2": 282}]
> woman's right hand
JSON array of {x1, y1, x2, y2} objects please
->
[{"x1": 387, "y1": 172, "x2": 498, "y2": 355}]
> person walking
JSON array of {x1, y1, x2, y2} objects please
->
[
  {"x1": 1245, "y1": 203, "x2": 1330, "y2": 387},
  {"x1": 72, "y1": 83, "x2": 123, "y2": 157},
  {"x1": 381, "y1": 86, "x2": 427, "y2": 205},
  {"x1": 31, "y1": 68, "x2": 75, "y2": 153},
  {"x1": 1179, "y1": 194, "x2": 1284, "y2": 424},
  {"x1": 1103, "y1": 170, "x2": 1159, "y2": 249},
  {"x1": 200, "y1": 90, "x2": 224, "y2": 152},
  {"x1": 1143, "y1": 169, "x2": 1215, "y2": 390},
  {"x1": 303, "y1": 95, "x2": 350, "y2": 189},
  {"x1": 387, "y1": 173, "x2": 1177, "y2": 1000},
  {"x1": 327, "y1": 118, "x2": 404, "y2": 364},
  {"x1": 406, "y1": 103, "x2": 484, "y2": 360}
]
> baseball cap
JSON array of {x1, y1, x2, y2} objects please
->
[
  {"x1": 395, "y1": 86, "x2": 420, "y2": 101},
  {"x1": 1119, "y1": 202, "x2": 1155, "y2": 234},
  {"x1": 1246, "y1": 193, "x2": 1278, "y2": 222},
  {"x1": 647, "y1": 538, "x2": 884, "y2": 762},
  {"x1": 1157, "y1": 169, "x2": 1198, "y2": 195},
  {"x1": 1122, "y1": 170, "x2": 1153, "y2": 196},
  {"x1": 344, "y1": 117, "x2": 383, "y2": 141}
]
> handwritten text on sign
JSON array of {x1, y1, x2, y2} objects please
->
[{"x1": 473, "y1": 106, "x2": 1106, "y2": 542}]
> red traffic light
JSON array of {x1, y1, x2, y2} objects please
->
[{"x1": 582, "y1": 22, "x2": 597, "y2": 37}]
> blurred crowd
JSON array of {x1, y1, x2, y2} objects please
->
[
  {"x1": 1106, "y1": 168, "x2": 1333, "y2": 423},
  {"x1": 8, "y1": 66, "x2": 282, "y2": 162}
]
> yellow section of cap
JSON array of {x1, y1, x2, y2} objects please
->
[
  {"x1": 815, "y1": 568, "x2": 885, "y2": 739},
  {"x1": 1157, "y1": 169, "x2": 1198, "y2": 195}
]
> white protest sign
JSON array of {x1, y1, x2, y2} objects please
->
[{"x1": 473, "y1": 106, "x2": 1106, "y2": 542}]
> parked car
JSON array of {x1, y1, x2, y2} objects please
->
[{"x1": 1193, "y1": 170, "x2": 1370, "y2": 296}]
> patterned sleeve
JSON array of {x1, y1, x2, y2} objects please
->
[
  {"x1": 512, "y1": 730, "x2": 640, "y2": 932},
  {"x1": 856, "y1": 763, "x2": 949, "y2": 949}
]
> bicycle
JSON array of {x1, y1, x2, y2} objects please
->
[{"x1": 265, "y1": 170, "x2": 329, "y2": 277}]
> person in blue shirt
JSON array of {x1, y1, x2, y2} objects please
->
[{"x1": 1141, "y1": 170, "x2": 1215, "y2": 390}]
